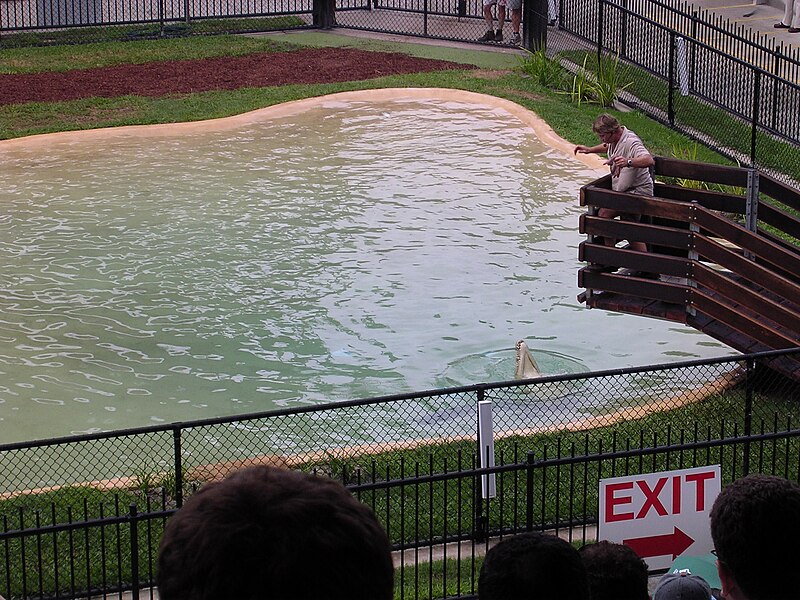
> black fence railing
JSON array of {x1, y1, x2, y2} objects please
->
[
  {"x1": 546, "y1": 0, "x2": 800, "y2": 185},
  {"x1": 2, "y1": 348, "x2": 800, "y2": 599}
]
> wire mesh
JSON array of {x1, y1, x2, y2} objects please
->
[{"x1": 1, "y1": 350, "x2": 799, "y2": 599}]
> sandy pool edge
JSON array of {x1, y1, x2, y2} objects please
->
[{"x1": 0, "y1": 88, "x2": 608, "y2": 175}]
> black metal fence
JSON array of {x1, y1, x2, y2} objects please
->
[
  {"x1": 2, "y1": 348, "x2": 800, "y2": 599},
  {"x1": 546, "y1": 0, "x2": 800, "y2": 186}
]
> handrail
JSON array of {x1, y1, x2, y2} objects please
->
[{"x1": 578, "y1": 157, "x2": 800, "y2": 352}]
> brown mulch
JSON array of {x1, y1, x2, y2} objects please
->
[{"x1": 0, "y1": 47, "x2": 469, "y2": 106}]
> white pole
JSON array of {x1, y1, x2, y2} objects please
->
[
  {"x1": 676, "y1": 36, "x2": 690, "y2": 96},
  {"x1": 478, "y1": 400, "x2": 496, "y2": 499}
]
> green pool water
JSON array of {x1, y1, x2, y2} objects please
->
[{"x1": 0, "y1": 96, "x2": 732, "y2": 444}]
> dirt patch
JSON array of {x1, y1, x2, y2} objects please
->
[{"x1": 0, "y1": 47, "x2": 469, "y2": 106}]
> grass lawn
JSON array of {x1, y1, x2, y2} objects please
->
[
  {"x1": 0, "y1": 30, "x2": 731, "y2": 170},
  {"x1": 3, "y1": 29, "x2": 796, "y2": 600}
]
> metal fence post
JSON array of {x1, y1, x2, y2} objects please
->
[
  {"x1": 668, "y1": 31, "x2": 676, "y2": 126},
  {"x1": 596, "y1": 0, "x2": 604, "y2": 67},
  {"x1": 690, "y1": 11, "x2": 698, "y2": 91},
  {"x1": 742, "y1": 357, "x2": 755, "y2": 475},
  {"x1": 745, "y1": 168, "x2": 759, "y2": 261},
  {"x1": 129, "y1": 503, "x2": 140, "y2": 599},
  {"x1": 620, "y1": 0, "x2": 628, "y2": 58},
  {"x1": 771, "y1": 46, "x2": 783, "y2": 130},
  {"x1": 173, "y1": 426, "x2": 184, "y2": 508},
  {"x1": 313, "y1": 0, "x2": 335, "y2": 28},
  {"x1": 751, "y1": 70, "x2": 761, "y2": 167},
  {"x1": 525, "y1": 451, "x2": 535, "y2": 531},
  {"x1": 523, "y1": 0, "x2": 548, "y2": 52}
]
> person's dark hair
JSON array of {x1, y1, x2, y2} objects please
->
[
  {"x1": 157, "y1": 465, "x2": 394, "y2": 600},
  {"x1": 478, "y1": 532, "x2": 590, "y2": 600},
  {"x1": 579, "y1": 540, "x2": 649, "y2": 600},
  {"x1": 710, "y1": 474, "x2": 800, "y2": 600}
]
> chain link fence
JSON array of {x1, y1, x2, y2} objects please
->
[
  {"x1": 2, "y1": 348, "x2": 799, "y2": 599},
  {"x1": 546, "y1": 0, "x2": 800, "y2": 187}
]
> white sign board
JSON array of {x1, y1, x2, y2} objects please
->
[{"x1": 598, "y1": 465, "x2": 721, "y2": 570}]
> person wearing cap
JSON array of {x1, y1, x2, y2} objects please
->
[
  {"x1": 710, "y1": 474, "x2": 800, "y2": 600},
  {"x1": 654, "y1": 571, "x2": 713, "y2": 600}
]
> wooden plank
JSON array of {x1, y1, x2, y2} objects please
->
[
  {"x1": 583, "y1": 292, "x2": 686, "y2": 322},
  {"x1": 581, "y1": 187, "x2": 695, "y2": 221},
  {"x1": 757, "y1": 229, "x2": 800, "y2": 265},
  {"x1": 580, "y1": 243, "x2": 692, "y2": 277},
  {"x1": 691, "y1": 292, "x2": 800, "y2": 349},
  {"x1": 579, "y1": 269, "x2": 689, "y2": 304},
  {"x1": 759, "y1": 173, "x2": 800, "y2": 213},
  {"x1": 758, "y1": 201, "x2": 800, "y2": 244},
  {"x1": 653, "y1": 183, "x2": 746, "y2": 214},
  {"x1": 694, "y1": 235, "x2": 800, "y2": 304},
  {"x1": 694, "y1": 207, "x2": 800, "y2": 276},
  {"x1": 580, "y1": 216, "x2": 693, "y2": 250},
  {"x1": 654, "y1": 157, "x2": 749, "y2": 187},
  {"x1": 694, "y1": 265, "x2": 800, "y2": 337}
]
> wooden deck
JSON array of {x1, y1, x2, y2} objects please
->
[{"x1": 577, "y1": 157, "x2": 800, "y2": 380}]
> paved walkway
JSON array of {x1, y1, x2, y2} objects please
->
[{"x1": 684, "y1": 0, "x2": 800, "y2": 48}]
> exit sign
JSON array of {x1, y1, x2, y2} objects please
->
[{"x1": 598, "y1": 465, "x2": 721, "y2": 570}]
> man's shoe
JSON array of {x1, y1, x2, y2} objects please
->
[
  {"x1": 775, "y1": 22, "x2": 790, "y2": 28},
  {"x1": 478, "y1": 29, "x2": 495, "y2": 42},
  {"x1": 510, "y1": 32, "x2": 521, "y2": 45},
  {"x1": 494, "y1": 29, "x2": 503, "y2": 42},
  {"x1": 790, "y1": 27, "x2": 800, "y2": 33}
]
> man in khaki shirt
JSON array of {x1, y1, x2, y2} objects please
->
[{"x1": 574, "y1": 113, "x2": 655, "y2": 253}]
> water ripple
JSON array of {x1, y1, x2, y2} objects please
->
[{"x1": 0, "y1": 98, "x2": 730, "y2": 442}]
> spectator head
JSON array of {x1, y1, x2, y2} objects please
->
[
  {"x1": 592, "y1": 113, "x2": 622, "y2": 136},
  {"x1": 478, "y1": 532, "x2": 590, "y2": 600},
  {"x1": 157, "y1": 465, "x2": 394, "y2": 600},
  {"x1": 710, "y1": 474, "x2": 800, "y2": 600},
  {"x1": 653, "y1": 572, "x2": 712, "y2": 600},
  {"x1": 579, "y1": 540, "x2": 649, "y2": 600}
]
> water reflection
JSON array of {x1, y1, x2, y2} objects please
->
[{"x1": 0, "y1": 98, "x2": 731, "y2": 443}]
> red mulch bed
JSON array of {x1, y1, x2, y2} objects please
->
[{"x1": 0, "y1": 47, "x2": 468, "y2": 106}]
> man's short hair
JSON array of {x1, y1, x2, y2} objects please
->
[
  {"x1": 592, "y1": 113, "x2": 621, "y2": 135},
  {"x1": 710, "y1": 474, "x2": 800, "y2": 600},
  {"x1": 478, "y1": 532, "x2": 590, "y2": 600},
  {"x1": 579, "y1": 540, "x2": 649, "y2": 600},
  {"x1": 157, "y1": 465, "x2": 394, "y2": 600}
]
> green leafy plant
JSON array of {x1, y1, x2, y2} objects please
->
[
  {"x1": 568, "y1": 55, "x2": 597, "y2": 105},
  {"x1": 517, "y1": 48, "x2": 565, "y2": 88},
  {"x1": 593, "y1": 53, "x2": 632, "y2": 107},
  {"x1": 565, "y1": 53, "x2": 632, "y2": 107}
]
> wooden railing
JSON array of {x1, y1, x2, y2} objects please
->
[{"x1": 578, "y1": 157, "x2": 800, "y2": 362}]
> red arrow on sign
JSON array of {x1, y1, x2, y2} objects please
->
[{"x1": 623, "y1": 527, "x2": 694, "y2": 559}]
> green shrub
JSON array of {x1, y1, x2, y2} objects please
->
[{"x1": 517, "y1": 49, "x2": 566, "y2": 89}]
